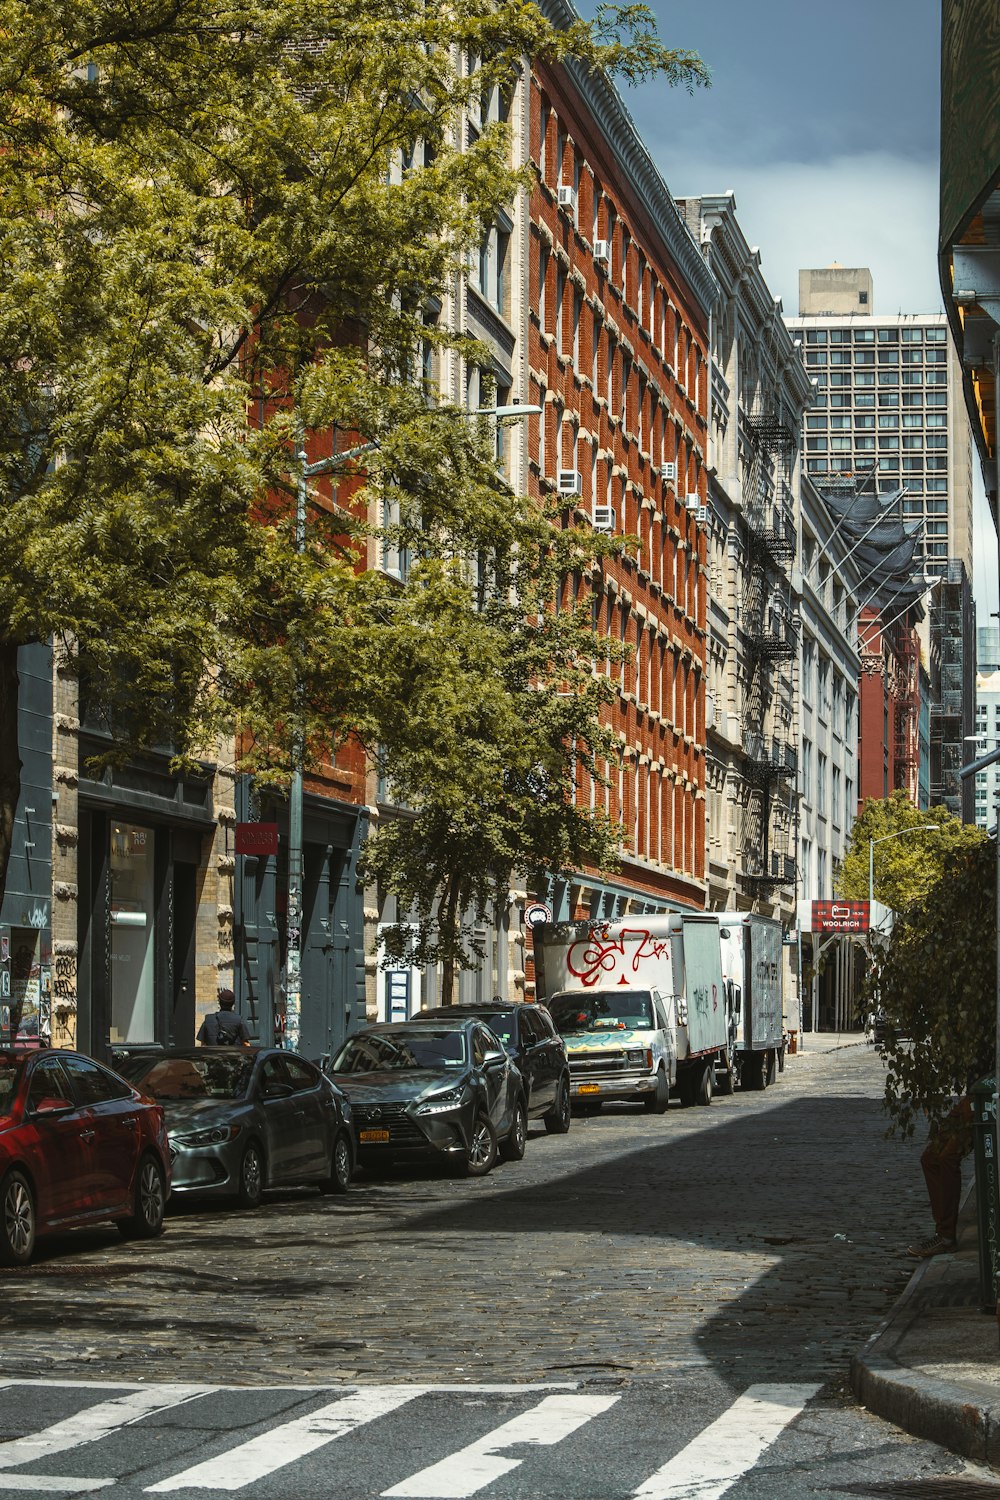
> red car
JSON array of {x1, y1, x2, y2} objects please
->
[{"x1": 0, "y1": 1048, "x2": 171, "y2": 1265}]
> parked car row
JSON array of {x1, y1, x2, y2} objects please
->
[{"x1": 0, "y1": 1002, "x2": 574, "y2": 1265}]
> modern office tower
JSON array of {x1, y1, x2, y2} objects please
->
[{"x1": 786, "y1": 272, "x2": 976, "y2": 821}]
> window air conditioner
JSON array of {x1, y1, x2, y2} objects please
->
[
  {"x1": 557, "y1": 184, "x2": 577, "y2": 215},
  {"x1": 696, "y1": 506, "x2": 709, "y2": 524},
  {"x1": 557, "y1": 469, "x2": 583, "y2": 495},
  {"x1": 660, "y1": 461, "x2": 677, "y2": 482},
  {"x1": 594, "y1": 239, "x2": 610, "y2": 263},
  {"x1": 685, "y1": 496, "x2": 700, "y2": 513},
  {"x1": 592, "y1": 505, "x2": 616, "y2": 533}
]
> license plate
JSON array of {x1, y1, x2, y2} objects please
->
[
  {"x1": 577, "y1": 1083, "x2": 600, "y2": 1095},
  {"x1": 359, "y1": 1129, "x2": 390, "y2": 1143}
]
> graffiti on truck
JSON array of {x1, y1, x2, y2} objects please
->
[
  {"x1": 690, "y1": 982, "x2": 719, "y2": 1022},
  {"x1": 566, "y1": 925, "x2": 669, "y2": 987}
]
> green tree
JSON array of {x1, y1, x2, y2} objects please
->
[
  {"x1": 0, "y1": 0, "x2": 709, "y2": 932},
  {"x1": 865, "y1": 836, "x2": 995, "y2": 1138},
  {"x1": 836, "y1": 791, "x2": 981, "y2": 910}
]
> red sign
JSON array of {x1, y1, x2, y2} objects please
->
[
  {"x1": 235, "y1": 822, "x2": 279, "y2": 857},
  {"x1": 811, "y1": 900, "x2": 869, "y2": 934}
]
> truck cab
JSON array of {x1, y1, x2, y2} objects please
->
[{"x1": 546, "y1": 986, "x2": 676, "y2": 1114}]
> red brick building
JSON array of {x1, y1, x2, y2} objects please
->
[{"x1": 525, "y1": 31, "x2": 718, "y2": 922}]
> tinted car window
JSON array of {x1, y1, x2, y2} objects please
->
[
  {"x1": 261, "y1": 1057, "x2": 291, "y2": 1095},
  {"x1": 61, "y1": 1056, "x2": 132, "y2": 1104},
  {"x1": 0, "y1": 1055, "x2": 24, "y2": 1118},
  {"x1": 549, "y1": 990, "x2": 655, "y2": 1033},
  {"x1": 334, "y1": 1031, "x2": 467, "y2": 1072},
  {"x1": 27, "y1": 1057, "x2": 73, "y2": 1111},
  {"x1": 283, "y1": 1057, "x2": 320, "y2": 1092},
  {"x1": 478, "y1": 1010, "x2": 516, "y2": 1048},
  {"x1": 519, "y1": 1010, "x2": 544, "y2": 1046},
  {"x1": 137, "y1": 1053, "x2": 254, "y2": 1101}
]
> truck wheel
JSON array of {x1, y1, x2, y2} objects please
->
[
  {"x1": 642, "y1": 1069, "x2": 670, "y2": 1114},
  {"x1": 716, "y1": 1051, "x2": 735, "y2": 1096},
  {"x1": 745, "y1": 1053, "x2": 766, "y2": 1091},
  {"x1": 695, "y1": 1062, "x2": 714, "y2": 1106},
  {"x1": 676, "y1": 1070, "x2": 696, "y2": 1108},
  {"x1": 766, "y1": 1049, "x2": 779, "y2": 1087}
]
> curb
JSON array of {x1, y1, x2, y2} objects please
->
[{"x1": 850, "y1": 1188, "x2": 999, "y2": 1465}]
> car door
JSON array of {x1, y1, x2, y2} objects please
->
[
  {"x1": 22, "y1": 1056, "x2": 92, "y2": 1224},
  {"x1": 257, "y1": 1055, "x2": 302, "y2": 1183},
  {"x1": 60, "y1": 1056, "x2": 141, "y2": 1214},
  {"x1": 281, "y1": 1056, "x2": 333, "y2": 1177},
  {"x1": 474, "y1": 1024, "x2": 510, "y2": 1137},
  {"x1": 519, "y1": 1008, "x2": 556, "y2": 1114}
]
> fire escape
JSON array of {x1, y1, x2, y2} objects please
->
[
  {"x1": 891, "y1": 621, "x2": 920, "y2": 806},
  {"x1": 739, "y1": 408, "x2": 798, "y2": 901}
]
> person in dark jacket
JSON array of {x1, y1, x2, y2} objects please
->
[{"x1": 197, "y1": 989, "x2": 251, "y2": 1046}]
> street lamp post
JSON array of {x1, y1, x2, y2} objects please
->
[{"x1": 868, "y1": 825, "x2": 937, "y2": 910}]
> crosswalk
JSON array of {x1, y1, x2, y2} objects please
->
[{"x1": 0, "y1": 1378, "x2": 822, "y2": 1498}]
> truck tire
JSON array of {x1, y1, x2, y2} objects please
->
[
  {"x1": 716, "y1": 1050, "x2": 735, "y2": 1096},
  {"x1": 676, "y1": 1070, "x2": 696, "y2": 1108},
  {"x1": 695, "y1": 1061, "x2": 714, "y2": 1106},
  {"x1": 642, "y1": 1068, "x2": 670, "y2": 1114},
  {"x1": 766, "y1": 1049, "x2": 779, "y2": 1087},
  {"x1": 744, "y1": 1053, "x2": 766, "y2": 1091}
]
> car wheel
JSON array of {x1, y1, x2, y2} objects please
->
[
  {"x1": 461, "y1": 1114, "x2": 497, "y2": 1177},
  {"x1": 237, "y1": 1141, "x2": 265, "y2": 1208},
  {"x1": 319, "y1": 1131, "x2": 353, "y2": 1194},
  {"x1": 0, "y1": 1170, "x2": 35, "y2": 1266},
  {"x1": 544, "y1": 1077, "x2": 572, "y2": 1134},
  {"x1": 117, "y1": 1154, "x2": 166, "y2": 1240},
  {"x1": 643, "y1": 1068, "x2": 670, "y2": 1113},
  {"x1": 499, "y1": 1100, "x2": 527, "y2": 1163}
]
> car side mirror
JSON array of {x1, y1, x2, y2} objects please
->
[
  {"x1": 33, "y1": 1096, "x2": 74, "y2": 1117},
  {"x1": 483, "y1": 1049, "x2": 506, "y2": 1068}
]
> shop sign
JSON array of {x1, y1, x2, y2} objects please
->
[
  {"x1": 235, "y1": 822, "x2": 279, "y2": 857},
  {"x1": 811, "y1": 900, "x2": 869, "y2": 933},
  {"x1": 524, "y1": 902, "x2": 553, "y2": 928}
]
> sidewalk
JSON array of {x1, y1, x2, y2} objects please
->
[{"x1": 851, "y1": 1187, "x2": 1000, "y2": 1465}]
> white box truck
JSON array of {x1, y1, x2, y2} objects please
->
[
  {"x1": 533, "y1": 914, "x2": 734, "y2": 1111},
  {"x1": 709, "y1": 912, "x2": 784, "y2": 1090}
]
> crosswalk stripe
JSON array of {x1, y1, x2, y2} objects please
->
[
  {"x1": 630, "y1": 1382, "x2": 822, "y2": 1500},
  {"x1": 144, "y1": 1385, "x2": 425, "y2": 1493},
  {"x1": 381, "y1": 1392, "x2": 622, "y2": 1499},
  {"x1": 0, "y1": 1477, "x2": 115, "y2": 1492},
  {"x1": 0, "y1": 1385, "x2": 212, "y2": 1475}
]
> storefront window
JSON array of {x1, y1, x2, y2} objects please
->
[{"x1": 110, "y1": 823, "x2": 155, "y2": 1042}]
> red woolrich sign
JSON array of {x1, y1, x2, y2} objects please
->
[
  {"x1": 811, "y1": 901, "x2": 869, "y2": 933},
  {"x1": 235, "y1": 822, "x2": 279, "y2": 857}
]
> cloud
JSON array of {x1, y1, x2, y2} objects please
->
[{"x1": 660, "y1": 151, "x2": 942, "y2": 318}]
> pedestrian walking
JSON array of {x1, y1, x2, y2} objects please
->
[{"x1": 197, "y1": 988, "x2": 251, "y2": 1047}]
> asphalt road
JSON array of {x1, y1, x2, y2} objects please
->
[{"x1": 0, "y1": 1040, "x2": 991, "y2": 1498}]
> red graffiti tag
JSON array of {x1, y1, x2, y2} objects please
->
[{"x1": 566, "y1": 926, "x2": 670, "y2": 988}]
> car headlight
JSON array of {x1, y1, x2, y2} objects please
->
[
  {"x1": 415, "y1": 1088, "x2": 466, "y2": 1115},
  {"x1": 626, "y1": 1048, "x2": 645, "y2": 1065},
  {"x1": 172, "y1": 1124, "x2": 243, "y2": 1147}
]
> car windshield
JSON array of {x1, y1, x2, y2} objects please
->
[
  {"x1": 549, "y1": 991, "x2": 655, "y2": 1033},
  {"x1": 0, "y1": 1055, "x2": 24, "y2": 1118},
  {"x1": 333, "y1": 1030, "x2": 467, "y2": 1072},
  {"x1": 131, "y1": 1054, "x2": 255, "y2": 1101}
]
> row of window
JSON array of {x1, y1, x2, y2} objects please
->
[
  {"x1": 812, "y1": 370, "x2": 949, "y2": 387},
  {"x1": 805, "y1": 437, "x2": 948, "y2": 451},
  {"x1": 805, "y1": 456, "x2": 948, "y2": 472},
  {"x1": 804, "y1": 327, "x2": 947, "y2": 344},
  {"x1": 807, "y1": 412, "x2": 948, "y2": 429},
  {"x1": 801, "y1": 738, "x2": 852, "y2": 824},
  {"x1": 812, "y1": 390, "x2": 948, "y2": 409},
  {"x1": 806, "y1": 348, "x2": 947, "y2": 366}
]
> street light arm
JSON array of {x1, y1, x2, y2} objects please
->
[{"x1": 868, "y1": 824, "x2": 938, "y2": 907}]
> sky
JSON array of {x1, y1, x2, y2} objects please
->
[{"x1": 605, "y1": 0, "x2": 998, "y2": 621}]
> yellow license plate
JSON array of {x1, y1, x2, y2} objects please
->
[
  {"x1": 577, "y1": 1083, "x2": 600, "y2": 1095},
  {"x1": 359, "y1": 1129, "x2": 390, "y2": 1143}
]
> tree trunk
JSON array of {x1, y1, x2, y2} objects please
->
[
  {"x1": 439, "y1": 872, "x2": 462, "y2": 1007},
  {"x1": 0, "y1": 643, "x2": 21, "y2": 1043}
]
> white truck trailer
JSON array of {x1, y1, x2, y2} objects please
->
[
  {"x1": 533, "y1": 913, "x2": 733, "y2": 1110},
  {"x1": 709, "y1": 912, "x2": 784, "y2": 1090}
]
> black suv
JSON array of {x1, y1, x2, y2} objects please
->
[{"x1": 420, "y1": 1002, "x2": 571, "y2": 1135}]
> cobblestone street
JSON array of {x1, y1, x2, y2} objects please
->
[{"x1": 0, "y1": 1043, "x2": 927, "y2": 1390}]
